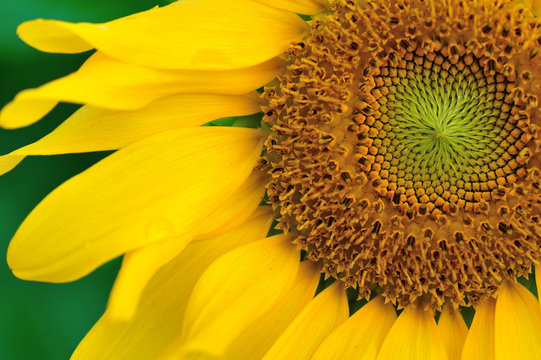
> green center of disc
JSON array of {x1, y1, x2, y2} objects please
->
[
  {"x1": 375, "y1": 56, "x2": 509, "y2": 183},
  {"x1": 398, "y1": 80, "x2": 481, "y2": 172}
]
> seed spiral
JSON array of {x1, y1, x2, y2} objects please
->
[{"x1": 260, "y1": 0, "x2": 541, "y2": 309}]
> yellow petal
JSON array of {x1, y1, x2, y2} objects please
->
[
  {"x1": 254, "y1": 0, "x2": 330, "y2": 14},
  {"x1": 261, "y1": 282, "x2": 349, "y2": 360},
  {"x1": 0, "y1": 93, "x2": 262, "y2": 175},
  {"x1": 106, "y1": 234, "x2": 191, "y2": 322},
  {"x1": 105, "y1": 171, "x2": 266, "y2": 321},
  {"x1": 72, "y1": 207, "x2": 274, "y2": 360},
  {"x1": 7, "y1": 127, "x2": 263, "y2": 282},
  {"x1": 311, "y1": 296, "x2": 396, "y2": 360},
  {"x1": 461, "y1": 298, "x2": 496, "y2": 360},
  {"x1": 1, "y1": 98, "x2": 57, "y2": 129},
  {"x1": 0, "y1": 53, "x2": 283, "y2": 129},
  {"x1": 438, "y1": 304, "x2": 468, "y2": 360},
  {"x1": 377, "y1": 305, "x2": 448, "y2": 360},
  {"x1": 495, "y1": 281, "x2": 541, "y2": 360},
  {"x1": 220, "y1": 261, "x2": 321, "y2": 360},
  {"x1": 0, "y1": 155, "x2": 25, "y2": 175},
  {"x1": 18, "y1": 0, "x2": 306, "y2": 70},
  {"x1": 179, "y1": 234, "x2": 300, "y2": 357},
  {"x1": 192, "y1": 172, "x2": 267, "y2": 241}
]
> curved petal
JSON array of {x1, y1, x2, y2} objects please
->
[
  {"x1": 438, "y1": 304, "x2": 468, "y2": 360},
  {"x1": 105, "y1": 171, "x2": 267, "y2": 321},
  {"x1": 254, "y1": 0, "x2": 330, "y2": 15},
  {"x1": 18, "y1": 0, "x2": 306, "y2": 70},
  {"x1": 220, "y1": 261, "x2": 321, "y2": 360},
  {"x1": 311, "y1": 296, "x2": 396, "y2": 360},
  {"x1": 179, "y1": 234, "x2": 301, "y2": 357},
  {"x1": 0, "y1": 155, "x2": 24, "y2": 175},
  {"x1": 0, "y1": 53, "x2": 283, "y2": 129},
  {"x1": 261, "y1": 282, "x2": 349, "y2": 360},
  {"x1": 71, "y1": 207, "x2": 274, "y2": 360},
  {"x1": 106, "y1": 234, "x2": 191, "y2": 322},
  {"x1": 495, "y1": 281, "x2": 541, "y2": 360},
  {"x1": 461, "y1": 298, "x2": 496, "y2": 360},
  {"x1": 0, "y1": 93, "x2": 262, "y2": 176},
  {"x1": 7, "y1": 127, "x2": 263, "y2": 282},
  {"x1": 376, "y1": 305, "x2": 448, "y2": 360},
  {"x1": 192, "y1": 172, "x2": 267, "y2": 241}
]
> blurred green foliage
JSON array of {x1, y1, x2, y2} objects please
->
[{"x1": 0, "y1": 1, "x2": 166, "y2": 359}]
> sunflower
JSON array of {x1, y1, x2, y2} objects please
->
[{"x1": 2, "y1": 0, "x2": 541, "y2": 359}]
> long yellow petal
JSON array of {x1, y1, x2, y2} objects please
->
[
  {"x1": 18, "y1": 0, "x2": 306, "y2": 70},
  {"x1": 105, "y1": 171, "x2": 266, "y2": 321},
  {"x1": 0, "y1": 93, "x2": 262, "y2": 175},
  {"x1": 220, "y1": 261, "x2": 321, "y2": 360},
  {"x1": 261, "y1": 282, "x2": 349, "y2": 360},
  {"x1": 71, "y1": 207, "x2": 274, "y2": 360},
  {"x1": 254, "y1": 0, "x2": 330, "y2": 14},
  {"x1": 461, "y1": 298, "x2": 496, "y2": 360},
  {"x1": 311, "y1": 296, "x2": 396, "y2": 360},
  {"x1": 0, "y1": 53, "x2": 283, "y2": 129},
  {"x1": 179, "y1": 235, "x2": 300, "y2": 357},
  {"x1": 377, "y1": 305, "x2": 448, "y2": 360},
  {"x1": 7, "y1": 127, "x2": 263, "y2": 282},
  {"x1": 438, "y1": 304, "x2": 468, "y2": 360},
  {"x1": 495, "y1": 281, "x2": 541, "y2": 360}
]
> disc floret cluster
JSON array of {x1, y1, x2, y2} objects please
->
[{"x1": 261, "y1": 0, "x2": 541, "y2": 310}]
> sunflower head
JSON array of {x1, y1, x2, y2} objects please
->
[{"x1": 261, "y1": 0, "x2": 541, "y2": 310}]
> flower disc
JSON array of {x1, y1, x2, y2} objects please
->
[{"x1": 261, "y1": 0, "x2": 541, "y2": 309}]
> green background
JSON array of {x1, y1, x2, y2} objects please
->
[{"x1": 0, "y1": 1, "x2": 165, "y2": 359}]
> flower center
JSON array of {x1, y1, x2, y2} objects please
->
[{"x1": 260, "y1": 0, "x2": 541, "y2": 310}]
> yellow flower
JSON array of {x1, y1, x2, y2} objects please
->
[{"x1": 2, "y1": 0, "x2": 541, "y2": 359}]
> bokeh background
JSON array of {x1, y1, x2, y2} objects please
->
[{"x1": 0, "y1": 1, "x2": 166, "y2": 359}]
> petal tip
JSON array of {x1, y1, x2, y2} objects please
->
[
  {"x1": 0, "y1": 155, "x2": 25, "y2": 175},
  {"x1": 17, "y1": 19, "x2": 92, "y2": 54},
  {"x1": 0, "y1": 95, "x2": 58, "y2": 129}
]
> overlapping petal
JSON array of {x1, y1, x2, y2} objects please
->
[
  {"x1": 311, "y1": 296, "x2": 396, "y2": 360},
  {"x1": 254, "y1": 0, "x2": 330, "y2": 14},
  {"x1": 494, "y1": 281, "x2": 541, "y2": 360},
  {"x1": 7, "y1": 127, "x2": 263, "y2": 282},
  {"x1": 191, "y1": 171, "x2": 267, "y2": 241},
  {"x1": 462, "y1": 298, "x2": 496, "y2": 360},
  {"x1": 105, "y1": 172, "x2": 267, "y2": 321},
  {"x1": 219, "y1": 261, "x2": 321, "y2": 360},
  {"x1": 72, "y1": 208, "x2": 274, "y2": 360},
  {"x1": 261, "y1": 282, "x2": 349, "y2": 360},
  {"x1": 438, "y1": 304, "x2": 468, "y2": 360},
  {"x1": 0, "y1": 93, "x2": 262, "y2": 175},
  {"x1": 0, "y1": 53, "x2": 283, "y2": 129},
  {"x1": 17, "y1": 0, "x2": 306, "y2": 70},
  {"x1": 179, "y1": 235, "x2": 301, "y2": 357},
  {"x1": 376, "y1": 305, "x2": 447, "y2": 360}
]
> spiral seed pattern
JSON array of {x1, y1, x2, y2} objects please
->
[{"x1": 260, "y1": 0, "x2": 541, "y2": 309}]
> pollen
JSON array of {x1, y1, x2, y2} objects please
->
[{"x1": 260, "y1": 0, "x2": 541, "y2": 310}]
